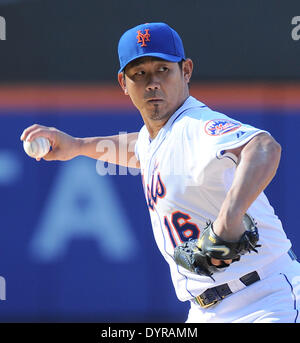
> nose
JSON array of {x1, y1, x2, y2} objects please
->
[{"x1": 146, "y1": 74, "x2": 161, "y2": 91}]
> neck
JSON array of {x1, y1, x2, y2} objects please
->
[{"x1": 144, "y1": 117, "x2": 170, "y2": 140}]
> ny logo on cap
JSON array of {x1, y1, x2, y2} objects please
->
[{"x1": 136, "y1": 29, "x2": 150, "y2": 47}]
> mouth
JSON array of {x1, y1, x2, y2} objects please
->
[{"x1": 146, "y1": 98, "x2": 164, "y2": 103}]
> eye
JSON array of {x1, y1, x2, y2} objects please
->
[
  {"x1": 158, "y1": 66, "x2": 169, "y2": 72},
  {"x1": 135, "y1": 70, "x2": 145, "y2": 76}
]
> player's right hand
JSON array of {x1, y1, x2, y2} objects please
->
[{"x1": 20, "y1": 124, "x2": 81, "y2": 161}]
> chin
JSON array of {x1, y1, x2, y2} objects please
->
[{"x1": 150, "y1": 111, "x2": 171, "y2": 121}]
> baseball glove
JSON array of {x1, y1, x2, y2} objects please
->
[{"x1": 173, "y1": 213, "x2": 260, "y2": 280}]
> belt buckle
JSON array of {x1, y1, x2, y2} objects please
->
[{"x1": 195, "y1": 294, "x2": 221, "y2": 309}]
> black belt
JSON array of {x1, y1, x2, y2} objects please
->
[{"x1": 194, "y1": 248, "x2": 297, "y2": 309}]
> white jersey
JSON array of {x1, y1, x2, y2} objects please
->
[{"x1": 134, "y1": 96, "x2": 291, "y2": 302}]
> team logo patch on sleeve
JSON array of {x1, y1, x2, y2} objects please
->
[{"x1": 204, "y1": 119, "x2": 241, "y2": 136}]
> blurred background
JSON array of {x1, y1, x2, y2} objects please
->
[{"x1": 0, "y1": 0, "x2": 299, "y2": 323}]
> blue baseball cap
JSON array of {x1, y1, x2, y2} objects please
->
[{"x1": 118, "y1": 22, "x2": 186, "y2": 73}]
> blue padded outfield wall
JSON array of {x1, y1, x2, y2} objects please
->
[{"x1": 0, "y1": 91, "x2": 299, "y2": 323}]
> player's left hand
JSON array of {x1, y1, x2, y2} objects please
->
[
  {"x1": 209, "y1": 217, "x2": 245, "y2": 266},
  {"x1": 173, "y1": 213, "x2": 260, "y2": 279},
  {"x1": 210, "y1": 257, "x2": 232, "y2": 267}
]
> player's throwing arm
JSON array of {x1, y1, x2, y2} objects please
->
[{"x1": 20, "y1": 124, "x2": 140, "y2": 168}]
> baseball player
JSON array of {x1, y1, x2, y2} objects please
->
[{"x1": 21, "y1": 22, "x2": 300, "y2": 323}]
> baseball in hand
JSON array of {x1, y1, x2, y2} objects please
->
[{"x1": 23, "y1": 137, "x2": 51, "y2": 159}]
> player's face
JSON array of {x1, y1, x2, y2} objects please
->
[{"x1": 119, "y1": 57, "x2": 193, "y2": 123}]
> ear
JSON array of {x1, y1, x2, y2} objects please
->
[
  {"x1": 182, "y1": 59, "x2": 193, "y2": 83},
  {"x1": 118, "y1": 73, "x2": 128, "y2": 95}
]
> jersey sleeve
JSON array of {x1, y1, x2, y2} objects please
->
[
  {"x1": 201, "y1": 111, "x2": 269, "y2": 159},
  {"x1": 183, "y1": 108, "x2": 270, "y2": 185}
]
